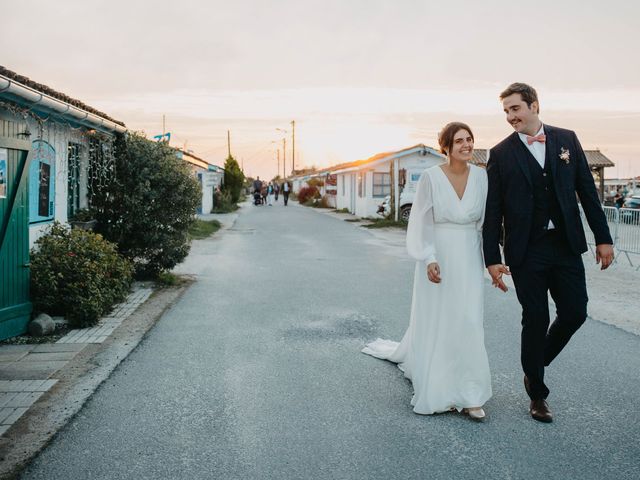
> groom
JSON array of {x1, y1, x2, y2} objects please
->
[{"x1": 482, "y1": 83, "x2": 614, "y2": 423}]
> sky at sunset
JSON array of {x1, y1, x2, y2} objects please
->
[{"x1": 2, "y1": 0, "x2": 639, "y2": 180}]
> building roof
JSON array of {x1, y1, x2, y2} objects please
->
[
  {"x1": 175, "y1": 148, "x2": 223, "y2": 171},
  {"x1": 471, "y1": 149, "x2": 614, "y2": 168},
  {"x1": 0, "y1": 66, "x2": 125, "y2": 127},
  {"x1": 318, "y1": 144, "x2": 442, "y2": 176}
]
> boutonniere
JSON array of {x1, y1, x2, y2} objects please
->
[{"x1": 559, "y1": 147, "x2": 570, "y2": 164}]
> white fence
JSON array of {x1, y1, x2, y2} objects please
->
[{"x1": 580, "y1": 206, "x2": 640, "y2": 266}]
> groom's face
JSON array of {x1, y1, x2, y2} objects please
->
[{"x1": 502, "y1": 93, "x2": 540, "y2": 136}]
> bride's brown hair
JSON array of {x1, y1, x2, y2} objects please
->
[{"x1": 438, "y1": 122, "x2": 474, "y2": 156}]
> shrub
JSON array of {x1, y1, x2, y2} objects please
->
[
  {"x1": 297, "y1": 186, "x2": 320, "y2": 204},
  {"x1": 30, "y1": 222, "x2": 133, "y2": 328},
  {"x1": 70, "y1": 208, "x2": 95, "y2": 222},
  {"x1": 223, "y1": 155, "x2": 245, "y2": 203},
  {"x1": 317, "y1": 195, "x2": 332, "y2": 209},
  {"x1": 92, "y1": 133, "x2": 201, "y2": 278},
  {"x1": 211, "y1": 189, "x2": 236, "y2": 213},
  {"x1": 307, "y1": 177, "x2": 324, "y2": 188}
]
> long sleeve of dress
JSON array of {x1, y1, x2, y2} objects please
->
[
  {"x1": 406, "y1": 171, "x2": 437, "y2": 264},
  {"x1": 476, "y1": 167, "x2": 488, "y2": 232}
]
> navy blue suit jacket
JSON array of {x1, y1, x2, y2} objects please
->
[{"x1": 482, "y1": 125, "x2": 613, "y2": 268}]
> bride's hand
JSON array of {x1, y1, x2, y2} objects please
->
[{"x1": 427, "y1": 262, "x2": 441, "y2": 284}]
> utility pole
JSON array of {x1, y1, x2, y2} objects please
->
[
  {"x1": 277, "y1": 149, "x2": 280, "y2": 178},
  {"x1": 227, "y1": 130, "x2": 231, "y2": 158},
  {"x1": 276, "y1": 128, "x2": 288, "y2": 179},
  {"x1": 291, "y1": 120, "x2": 295, "y2": 175},
  {"x1": 282, "y1": 138, "x2": 286, "y2": 179}
]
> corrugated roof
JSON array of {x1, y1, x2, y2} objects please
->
[
  {"x1": 471, "y1": 149, "x2": 614, "y2": 168},
  {"x1": 0, "y1": 66, "x2": 125, "y2": 127}
]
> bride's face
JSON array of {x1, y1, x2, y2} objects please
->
[{"x1": 449, "y1": 129, "x2": 474, "y2": 163}]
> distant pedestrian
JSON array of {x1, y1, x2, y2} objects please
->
[
  {"x1": 261, "y1": 183, "x2": 268, "y2": 205},
  {"x1": 267, "y1": 182, "x2": 274, "y2": 206},
  {"x1": 282, "y1": 180, "x2": 291, "y2": 206},
  {"x1": 274, "y1": 182, "x2": 280, "y2": 202},
  {"x1": 252, "y1": 177, "x2": 263, "y2": 206}
]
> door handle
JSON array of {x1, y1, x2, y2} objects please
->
[{"x1": 22, "y1": 263, "x2": 30, "y2": 268}]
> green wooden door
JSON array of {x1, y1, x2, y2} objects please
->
[{"x1": 0, "y1": 128, "x2": 33, "y2": 340}]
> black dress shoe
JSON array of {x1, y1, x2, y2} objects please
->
[{"x1": 530, "y1": 399, "x2": 553, "y2": 423}]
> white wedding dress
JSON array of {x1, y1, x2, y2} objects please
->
[{"x1": 362, "y1": 164, "x2": 492, "y2": 414}]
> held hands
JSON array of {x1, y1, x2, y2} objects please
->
[
  {"x1": 596, "y1": 244, "x2": 614, "y2": 270},
  {"x1": 426, "y1": 262, "x2": 441, "y2": 284},
  {"x1": 487, "y1": 264, "x2": 510, "y2": 292}
]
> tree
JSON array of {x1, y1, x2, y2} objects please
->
[
  {"x1": 92, "y1": 132, "x2": 201, "y2": 278},
  {"x1": 223, "y1": 155, "x2": 244, "y2": 203}
]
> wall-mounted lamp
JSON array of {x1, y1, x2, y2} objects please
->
[{"x1": 17, "y1": 127, "x2": 31, "y2": 138}]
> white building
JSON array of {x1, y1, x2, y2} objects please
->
[
  {"x1": 1, "y1": 67, "x2": 129, "y2": 339},
  {"x1": 330, "y1": 144, "x2": 445, "y2": 219},
  {"x1": 176, "y1": 149, "x2": 224, "y2": 214},
  {"x1": 0, "y1": 67, "x2": 126, "y2": 248}
]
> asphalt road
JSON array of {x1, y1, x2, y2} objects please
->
[{"x1": 20, "y1": 201, "x2": 640, "y2": 479}]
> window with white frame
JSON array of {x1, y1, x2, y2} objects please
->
[
  {"x1": 356, "y1": 172, "x2": 368, "y2": 197},
  {"x1": 28, "y1": 140, "x2": 56, "y2": 224},
  {"x1": 373, "y1": 172, "x2": 391, "y2": 197}
]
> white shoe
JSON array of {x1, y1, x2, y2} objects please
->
[{"x1": 463, "y1": 407, "x2": 486, "y2": 420}]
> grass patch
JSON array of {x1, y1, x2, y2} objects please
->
[
  {"x1": 156, "y1": 272, "x2": 189, "y2": 287},
  {"x1": 211, "y1": 204, "x2": 239, "y2": 214},
  {"x1": 332, "y1": 208, "x2": 350, "y2": 213},
  {"x1": 362, "y1": 218, "x2": 408, "y2": 230},
  {"x1": 188, "y1": 219, "x2": 222, "y2": 239},
  {"x1": 344, "y1": 218, "x2": 361, "y2": 222}
]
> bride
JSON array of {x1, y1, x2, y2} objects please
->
[{"x1": 362, "y1": 122, "x2": 492, "y2": 420}]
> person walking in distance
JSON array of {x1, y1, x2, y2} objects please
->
[
  {"x1": 267, "y1": 181, "x2": 274, "y2": 206},
  {"x1": 282, "y1": 180, "x2": 291, "y2": 206}
]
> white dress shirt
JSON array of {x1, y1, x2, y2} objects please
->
[
  {"x1": 518, "y1": 123, "x2": 546, "y2": 168},
  {"x1": 518, "y1": 123, "x2": 555, "y2": 229}
]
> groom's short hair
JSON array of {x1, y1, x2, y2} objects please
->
[{"x1": 500, "y1": 83, "x2": 539, "y2": 112}]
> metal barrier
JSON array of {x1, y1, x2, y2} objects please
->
[{"x1": 580, "y1": 205, "x2": 640, "y2": 267}]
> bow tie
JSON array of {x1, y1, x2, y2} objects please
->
[{"x1": 526, "y1": 134, "x2": 546, "y2": 145}]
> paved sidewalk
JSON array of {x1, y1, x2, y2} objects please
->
[{"x1": 0, "y1": 284, "x2": 153, "y2": 438}]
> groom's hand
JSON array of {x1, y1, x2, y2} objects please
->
[
  {"x1": 487, "y1": 264, "x2": 510, "y2": 292},
  {"x1": 596, "y1": 244, "x2": 614, "y2": 270}
]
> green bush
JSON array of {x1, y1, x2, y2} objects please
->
[
  {"x1": 92, "y1": 133, "x2": 201, "y2": 278},
  {"x1": 30, "y1": 222, "x2": 133, "y2": 328},
  {"x1": 223, "y1": 155, "x2": 245, "y2": 203},
  {"x1": 211, "y1": 189, "x2": 237, "y2": 213}
]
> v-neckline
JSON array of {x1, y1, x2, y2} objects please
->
[{"x1": 438, "y1": 165, "x2": 472, "y2": 201}]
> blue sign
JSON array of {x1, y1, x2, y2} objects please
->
[
  {"x1": 0, "y1": 148, "x2": 7, "y2": 198},
  {"x1": 153, "y1": 132, "x2": 171, "y2": 143}
]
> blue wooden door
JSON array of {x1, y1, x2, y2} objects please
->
[{"x1": 0, "y1": 124, "x2": 33, "y2": 340}]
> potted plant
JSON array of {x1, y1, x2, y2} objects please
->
[{"x1": 69, "y1": 208, "x2": 98, "y2": 231}]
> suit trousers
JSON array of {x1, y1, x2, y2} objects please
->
[{"x1": 510, "y1": 230, "x2": 588, "y2": 400}]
